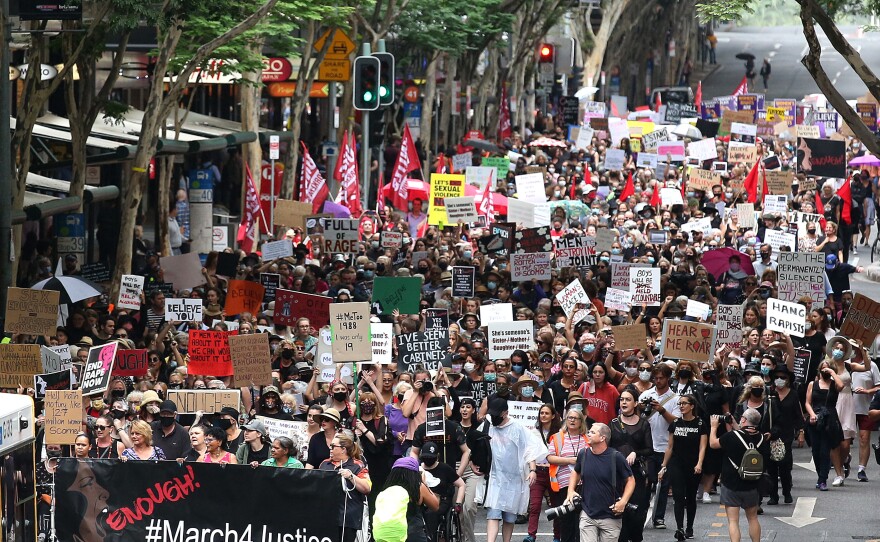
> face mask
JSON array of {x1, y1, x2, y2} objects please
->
[
  {"x1": 160, "y1": 416, "x2": 175, "y2": 428},
  {"x1": 487, "y1": 281, "x2": 497, "y2": 290},
  {"x1": 463, "y1": 362, "x2": 475, "y2": 373},
  {"x1": 747, "y1": 238, "x2": 757, "y2": 246},
  {"x1": 112, "y1": 409, "x2": 126, "y2": 419},
  {"x1": 832, "y1": 349, "x2": 844, "y2": 360},
  {"x1": 673, "y1": 257, "x2": 682, "y2": 265},
  {"x1": 521, "y1": 386, "x2": 534, "y2": 398},
  {"x1": 498, "y1": 263, "x2": 507, "y2": 270},
  {"x1": 146, "y1": 404, "x2": 160, "y2": 415},
  {"x1": 46, "y1": 449, "x2": 63, "y2": 459},
  {"x1": 497, "y1": 384, "x2": 510, "y2": 396},
  {"x1": 282, "y1": 406, "x2": 293, "y2": 414},
  {"x1": 169, "y1": 382, "x2": 182, "y2": 389},
  {"x1": 729, "y1": 263, "x2": 741, "y2": 272},
  {"x1": 625, "y1": 367, "x2": 638, "y2": 378},
  {"x1": 725, "y1": 191, "x2": 733, "y2": 199},
  {"x1": 760, "y1": 366, "x2": 771, "y2": 375},
  {"x1": 364, "y1": 270, "x2": 375, "y2": 279},
  {"x1": 418, "y1": 266, "x2": 429, "y2": 274},
  {"x1": 611, "y1": 248, "x2": 622, "y2": 255},
  {"x1": 512, "y1": 364, "x2": 524, "y2": 373},
  {"x1": 403, "y1": 237, "x2": 411, "y2": 245},
  {"x1": 647, "y1": 257, "x2": 655, "y2": 264},
  {"x1": 281, "y1": 349, "x2": 294, "y2": 359},
  {"x1": 639, "y1": 370, "x2": 651, "y2": 382},
  {"x1": 91, "y1": 399, "x2": 105, "y2": 410},
  {"x1": 727, "y1": 366, "x2": 740, "y2": 377},
  {"x1": 774, "y1": 378, "x2": 787, "y2": 388},
  {"x1": 215, "y1": 418, "x2": 233, "y2": 430},
  {"x1": 750, "y1": 387, "x2": 764, "y2": 397},
  {"x1": 484, "y1": 373, "x2": 496, "y2": 382},
  {"x1": 490, "y1": 414, "x2": 505, "y2": 426},
  {"x1": 751, "y1": 357, "x2": 760, "y2": 364},
  {"x1": 111, "y1": 389, "x2": 125, "y2": 399},
  {"x1": 537, "y1": 380, "x2": 545, "y2": 387},
  {"x1": 463, "y1": 251, "x2": 473, "y2": 259},
  {"x1": 555, "y1": 345, "x2": 563, "y2": 353},
  {"x1": 333, "y1": 391, "x2": 348, "y2": 402},
  {"x1": 678, "y1": 369, "x2": 692, "y2": 380},
  {"x1": 438, "y1": 261, "x2": 449, "y2": 271},
  {"x1": 583, "y1": 344, "x2": 596, "y2": 354},
  {"x1": 600, "y1": 256, "x2": 610, "y2": 263},
  {"x1": 361, "y1": 403, "x2": 375, "y2": 414}
]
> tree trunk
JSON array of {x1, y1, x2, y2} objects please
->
[
  {"x1": 474, "y1": 48, "x2": 499, "y2": 134},
  {"x1": 440, "y1": 54, "x2": 455, "y2": 151},
  {"x1": 421, "y1": 52, "x2": 439, "y2": 177},
  {"x1": 582, "y1": 0, "x2": 633, "y2": 90},
  {"x1": 241, "y1": 40, "x2": 264, "y2": 231}
]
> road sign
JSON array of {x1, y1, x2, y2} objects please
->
[
  {"x1": 56, "y1": 213, "x2": 85, "y2": 254},
  {"x1": 314, "y1": 29, "x2": 356, "y2": 59},
  {"x1": 404, "y1": 86, "x2": 419, "y2": 103},
  {"x1": 262, "y1": 57, "x2": 292, "y2": 82},
  {"x1": 269, "y1": 135, "x2": 280, "y2": 160},
  {"x1": 319, "y1": 58, "x2": 351, "y2": 82}
]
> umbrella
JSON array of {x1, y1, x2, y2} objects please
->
[
  {"x1": 528, "y1": 137, "x2": 567, "y2": 148},
  {"x1": 382, "y1": 178, "x2": 430, "y2": 202},
  {"x1": 700, "y1": 247, "x2": 755, "y2": 279},
  {"x1": 575, "y1": 86, "x2": 600, "y2": 101},
  {"x1": 464, "y1": 184, "x2": 508, "y2": 214},
  {"x1": 735, "y1": 52, "x2": 756, "y2": 61},
  {"x1": 463, "y1": 139, "x2": 506, "y2": 154},
  {"x1": 31, "y1": 274, "x2": 102, "y2": 304},
  {"x1": 320, "y1": 199, "x2": 352, "y2": 218},
  {"x1": 849, "y1": 154, "x2": 880, "y2": 167},
  {"x1": 671, "y1": 123, "x2": 703, "y2": 140}
]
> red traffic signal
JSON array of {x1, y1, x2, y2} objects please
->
[{"x1": 539, "y1": 44, "x2": 554, "y2": 63}]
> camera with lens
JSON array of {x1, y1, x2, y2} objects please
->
[
  {"x1": 420, "y1": 380, "x2": 434, "y2": 393},
  {"x1": 614, "y1": 499, "x2": 639, "y2": 515},
  {"x1": 722, "y1": 413, "x2": 733, "y2": 424},
  {"x1": 546, "y1": 495, "x2": 582, "y2": 520},
  {"x1": 639, "y1": 396, "x2": 654, "y2": 414}
]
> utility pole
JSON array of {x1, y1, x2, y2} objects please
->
[{"x1": 0, "y1": 0, "x2": 13, "y2": 330}]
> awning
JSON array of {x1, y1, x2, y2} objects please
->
[
  {"x1": 10, "y1": 117, "x2": 122, "y2": 150},
  {"x1": 16, "y1": 173, "x2": 120, "y2": 224}
]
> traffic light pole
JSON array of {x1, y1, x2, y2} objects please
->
[
  {"x1": 360, "y1": 44, "x2": 371, "y2": 211},
  {"x1": 0, "y1": 0, "x2": 12, "y2": 330}
]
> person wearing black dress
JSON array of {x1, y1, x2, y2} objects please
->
[
  {"x1": 805, "y1": 359, "x2": 845, "y2": 491},
  {"x1": 765, "y1": 366, "x2": 804, "y2": 505}
]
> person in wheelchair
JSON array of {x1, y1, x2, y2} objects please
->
[{"x1": 421, "y1": 441, "x2": 466, "y2": 542}]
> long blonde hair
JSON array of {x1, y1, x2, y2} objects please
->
[{"x1": 738, "y1": 376, "x2": 766, "y2": 403}]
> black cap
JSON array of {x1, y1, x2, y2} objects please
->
[
  {"x1": 487, "y1": 397, "x2": 508, "y2": 418},
  {"x1": 220, "y1": 406, "x2": 240, "y2": 420},
  {"x1": 421, "y1": 441, "x2": 441, "y2": 461},
  {"x1": 159, "y1": 400, "x2": 177, "y2": 414}
]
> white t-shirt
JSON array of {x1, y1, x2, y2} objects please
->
[
  {"x1": 641, "y1": 387, "x2": 681, "y2": 453},
  {"x1": 851, "y1": 362, "x2": 880, "y2": 416}
]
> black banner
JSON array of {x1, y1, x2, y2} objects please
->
[
  {"x1": 451, "y1": 266, "x2": 475, "y2": 298},
  {"x1": 260, "y1": 273, "x2": 280, "y2": 303},
  {"x1": 513, "y1": 226, "x2": 553, "y2": 254},
  {"x1": 216, "y1": 252, "x2": 239, "y2": 278},
  {"x1": 425, "y1": 308, "x2": 449, "y2": 330},
  {"x1": 559, "y1": 96, "x2": 580, "y2": 126},
  {"x1": 664, "y1": 102, "x2": 698, "y2": 124},
  {"x1": 80, "y1": 262, "x2": 111, "y2": 283},
  {"x1": 796, "y1": 137, "x2": 846, "y2": 179},
  {"x1": 396, "y1": 330, "x2": 452, "y2": 372},
  {"x1": 33, "y1": 369, "x2": 72, "y2": 399},
  {"x1": 55, "y1": 459, "x2": 344, "y2": 542}
]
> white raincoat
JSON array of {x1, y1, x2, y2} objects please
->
[{"x1": 484, "y1": 419, "x2": 548, "y2": 514}]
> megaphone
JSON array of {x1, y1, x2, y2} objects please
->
[{"x1": 825, "y1": 336, "x2": 854, "y2": 361}]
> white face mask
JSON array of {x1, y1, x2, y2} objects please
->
[
  {"x1": 639, "y1": 370, "x2": 652, "y2": 382},
  {"x1": 555, "y1": 345, "x2": 563, "y2": 353},
  {"x1": 774, "y1": 378, "x2": 787, "y2": 388},
  {"x1": 625, "y1": 367, "x2": 638, "y2": 378},
  {"x1": 463, "y1": 362, "x2": 475, "y2": 373}
]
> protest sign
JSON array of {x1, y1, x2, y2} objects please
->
[
  {"x1": 482, "y1": 157, "x2": 510, "y2": 182},
  {"x1": 261, "y1": 239, "x2": 294, "y2": 260},
  {"x1": 661, "y1": 320, "x2": 717, "y2": 363},
  {"x1": 664, "y1": 102, "x2": 698, "y2": 124},
  {"x1": 488, "y1": 223, "x2": 515, "y2": 255},
  {"x1": 767, "y1": 298, "x2": 806, "y2": 337},
  {"x1": 508, "y1": 401, "x2": 541, "y2": 426},
  {"x1": 79, "y1": 262, "x2": 110, "y2": 282},
  {"x1": 796, "y1": 124, "x2": 820, "y2": 139},
  {"x1": 224, "y1": 280, "x2": 266, "y2": 315},
  {"x1": 5, "y1": 287, "x2": 59, "y2": 337},
  {"x1": 164, "y1": 298, "x2": 203, "y2": 322},
  {"x1": 273, "y1": 289, "x2": 331, "y2": 328},
  {"x1": 765, "y1": 229, "x2": 796, "y2": 253},
  {"x1": 613, "y1": 324, "x2": 646, "y2": 351},
  {"x1": 452, "y1": 152, "x2": 472, "y2": 173},
  {"x1": 424, "y1": 309, "x2": 449, "y2": 331},
  {"x1": 719, "y1": 109, "x2": 755, "y2": 135},
  {"x1": 41, "y1": 345, "x2": 72, "y2": 373},
  {"x1": 728, "y1": 145, "x2": 759, "y2": 164},
  {"x1": 660, "y1": 187, "x2": 684, "y2": 206},
  {"x1": 507, "y1": 198, "x2": 537, "y2": 227},
  {"x1": 0, "y1": 344, "x2": 41, "y2": 388},
  {"x1": 555, "y1": 236, "x2": 597, "y2": 268},
  {"x1": 428, "y1": 173, "x2": 466, "y2": 225},
  {"x1": 793, "y1": 348, "x2": 812, "y2": 386},
  {"x1": 737, "y1": 203, "x2": 757, "y2": 229},
  {"x1": 33, "y1": 369, "x2": 72, "y2": 400},
  {"x1": 766, "y1": 170, "x2": 794, "y2": 195},
  {"x1": 371, "y1": 323, "x2": 393, "y2": 364},
  {"x1": 657, "y1": 141, "x2": 686, "y2": 161},
  {"x1": 80, "y1": 342, "x2": 118, "y2": 395},
  {"x1": 514, "y1": 173, "x2": 546, "y2": 202},
  {"x1": 763, "y1": 195, "x2": 788, "y2": 216},
  {"x1": 687, "y1": 168, "x2": 721, "y2": 191},
  {"x1": 510, "y1": 252, "x2": 552, "y2": 281},
  {"x1": 329, "y1": 302, "x2": 371, "y2": 362},
  {"x1": 228, "y1": 332, "x2": 272, "y2": 387},
  {"x1": 215, "y1": 252, "x2": 238, "y2": 278},
  {"x1": 641, "y1": 129, "x2": 669, "y2": 152},
  {"x1": 610, "y1": 262, "x2": 648, "y2": 291},
  {"x1": 481, "y1": 303, "x2": 514, "y2": 325},
  {"x1": 790, "y1": 211, "x2": 823, "y2": 224},
  {"x1": 314, "y1": 327, "x2": 337, "y2": 383},
  {"x1": 686, "y1": 299, "x2": 712, "y2": 320},
  {"x1": 260, "y1": 273, "x2": 280, "y2": 303},
  {"x1": 426, "y1": 406, "x2": 446, "y2": 436},
  {"x1": 114, "y1": 349, "x2": 148, "y2": 377},
  {"x1": 160, "y1": 252, "x2": 204, "y2": 290},
  {"x1": 636, "y1": 153, "x2": 659, "y2": 169},
  {"x1": 487, "y1": 321, "x2": 534, "y2": 359},
  {"x1": 595, "y1": 229, "x2": 618, "y2": 253},
  {"x1": 396, "y1": 329, "x2": 452, "y2": 372},
  {"x1": 796, "y1": 137, "x2": 846, "y2": 178},
  {"x1": 857, "y1": 102, "x2": 878, "y2": 131},
  {"x1": 256, "y1": 416, "x2": 310, "y2": 455},
  {"x1": 452, "y1": 266, "x2": 476, "y2": 298},
  {"x1": 604, "y1": 288, "x2": 632, "y2": 311},
  {"x1": 715, "y1": 304, "x2": 744, "y2": 348},
  {"x1": 117, "y1": 274, "x2": 145, "y2": 310},
  {"x1": 604, "y1": 149, "x2": 626, "y2": 170},
  {"x1": 466, "y1": 166, "x2": 496, "y2": 192},
  {"x1": 840, "y1": 293, "x2": 880, "y2": 344},
  {"x1": 688, "y1": 137, "x2": 718, "y2": 161},
  {"x1": 322, "y1": 219, "x2": 359, "y2": 253},
  {"x1": 381, "y1": 231, "x2": 402, "y2": 249},
  {"x1": 373, "y1": 277, "x2": 422, "y2": 314},
  {"x1": 187, "y1": 330, "x2": 235, "y2": 376},
  {"x1": 444, "y1": 196, "x2": 479, "y2": 224},
  {"x1": 167, "y1": 389, "x2": 242, "y2": 414},
  {"x1": 273, "y1": 199, "x2": 312, "y2": 229},
  {"x1": 513, "y1": 226, "x2": 553, "y2": 253},
  {"x1": 777, "y1": 252, "x2": 825, "y2": 303},
  {"x1": 144, "y1": 282, "x2": 174, "y2": 296},
  {"x1": 556, "y1": 278, "x2": 590, "y2": 317},
  {"x1": 583, "y1": 100, "x2": 606, "y2": 121},
  {"x1": 575, "y1": 126, "x2": 594, "y2": 150},
  {"x1": 630, "y1": 267, "x2": 661, "y2": 306},
  {"x1": 44, "y1": 390, "x2": 82, "y2": 444}
]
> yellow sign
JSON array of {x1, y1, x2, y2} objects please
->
[
  {"x1": 318, "y1": 58, "x2": 351, "y2": 82},
  {"x1": 314, "y1": 29, "x2": 356, "y2": 58},
  {"x1": 766, "y1": 107, "x2": 788, "y2": 123},
  {"x1": 428, "y1": 174, "x2": 466, "y2": 226}
]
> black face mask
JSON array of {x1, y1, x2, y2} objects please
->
[
  {"x1": 423, "y1": 457, "x2": 438, "y2": 467},
  {"x1": 112, "y1": 410, "x2": 126, "y2": 419},
  {"x1": 377, "y1": 263, "x2": 386, "y2": 273},
  {"x1": 418, "y1": 266, "x2": 429, "y2": 274},
  {"x1": 490, "y1": 414, "x2": 505, "y2": 426},
  {"x1": 281, "y1": 350, "x2": 294, "y2": 360},
  {"x1": 678, "y1": 369, "x2": 693, "y2": 380},
  {"x1": 438, "y1": 262, "x2": 449, "y2": 271},
  {"x1": 215, "y1": 418, "x2": 233, "y2": 430},
  {"x1": 750, "y1": 387, "x2": 764, "y2": 397},
  {"x1": 333, "y1": 391, "x2": 348, "y2": 402},
  {"x1": 169, "y1": 383, "x2": 182, "y2": 389},
  {"x1": 160, "y1": 416, "x2": 175, "y2": 428},
  {"x1": 46, "y1": 449, "x2": 63, "y2": 459},
  {"x1": 397, "y1": 393, "x2": 405, "y2": 403},
  {"x1": 111, "y1": 389, "x2": 125, "y2": 399}
]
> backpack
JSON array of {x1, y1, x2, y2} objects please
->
[
  {"x1": 466, "y1": 419, "x2": 493, "y2": 475},
  {"x1": 729, "y1": 431, "x2": 764, "y2": 481},
  {"x1": 372, "y1": 486, "x2": 410, "y2": 542}
]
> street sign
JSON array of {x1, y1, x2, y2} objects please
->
[
  {"x1": 404, "y1": 86, "x2": 419, "y2": 103},
  {"x1": 269, "y1": 135, "x2": 280, "y2": 160},
  {"x1": 262, "y1": 58, "x2": 292, "y2": 82},
  {"x1": 318, "y1": 58, "x2": 351, "y2": 82},
  {"x1": 314, "y1": 29, "x2": 356, "y2": 58},
  {"x1": 56, "y1": 213, "x2": 85, "y2": 255}
]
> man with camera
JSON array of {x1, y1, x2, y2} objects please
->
[
  {"x1": 639, "y1": 363, "x2": 681, "y2": 529},
  {"x1": 402, "y1": 368, "x2": 438, "y2": 441},
  {"x1": 564, "y1": 423, "x2": 635, "y2": 542},
  {"x1": 709, "y1": 409, "x2": 769, "y2": 542}
]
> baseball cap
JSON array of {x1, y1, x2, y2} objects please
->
[
  {"x1": 420, "y1": 441, "x2": 441, "y2": 462},
  {"x1": 487, "y1": 397, "x2": 508, "y2": 419},
  {"x1": 159, "y1": 400, "x2": 177, "y2": 414}
]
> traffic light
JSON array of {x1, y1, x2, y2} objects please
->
[
  {"x1": 353, "y1": 55, "x2": 381, "y2": 111},
  {"x1": 373, "y1": 52, "x2": 395, "y2": 107},
  {"x1": 539, "y1": 43, "x2": 554, "y2": 63}
]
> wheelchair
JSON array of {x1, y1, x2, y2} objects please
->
[{"x1": 434, "y1": 505, "x2": 461, "y2": 542}]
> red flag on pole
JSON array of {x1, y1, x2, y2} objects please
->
[
  {"x1": 498, "y1": 84, "x2": 512, "y2": 141},
  {"x1": 389, "y1": 124, "x2": 421, "y2": 210},
  {"x1": 479, "y1": 170, "x2": 495, "y2": 224},
  {"x1": 695, "y1": 81, "x2": 702, "y2": 114},
  {"x1": 732, "y1": 76, "x2": 749, "y2": 96},
  {"x1": 333, "y1": 132, "x2": 363, "y2": 217},
  {"x1": 619, "y1": 171, "x2": 635, "y2": 201},
  {"x1": 815, "y1": 190, "x2": 827, "y2": 230},
  {"x1": 300, "y1": 142, "x2": 329, "y2": 213},
  {"x1": 743, "y1": 160, "x2": 764, "y2": 203},
  {"x1": 655, "y1": 92, "x2": 662, "y2": 113},
  {"x1": 236, "y1": 165, "x2": 262, "y2": 253},
  {"x1": 837, "y1": 177, "x2": 852, "y2": 225},
  {"x1": 650, "y1": 181, "x2": 661, "y2": 207}
]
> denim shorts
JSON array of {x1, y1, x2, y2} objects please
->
[{"x1": 486, "y1": 508, "x2": 518, "y2": 523}]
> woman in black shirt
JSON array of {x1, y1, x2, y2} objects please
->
[
  {"x1": 805, "y1": 360, "x2": 845, "y2": 491},
  {"x1": 766, "y1": 366, "x2": 804, "y2": 505},
  {"x1": 609, "y1": 388, "x2": 653, "y2": 542}
]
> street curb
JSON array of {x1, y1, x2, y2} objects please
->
[{"x1": 693, "y1": 63, "x2": 723, "y2": 86}]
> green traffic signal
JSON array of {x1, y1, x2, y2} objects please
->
[{"x1": 353, "y1": 55, "x2": 381, "y2": 111}]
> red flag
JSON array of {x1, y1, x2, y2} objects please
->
[
  {"x1": 479, "y1": 170, "x2": 495, "y2": 224},
  {"x1": 569, "y1": 178, "x2": 576, "y2": 199},
  {"x1": 619, "y1": 170, "x2": 635, "y2": 201},
  {"x1": 815, "y1": 190, "x2": 827, "y2": 230},
  {"x1": 584, "y1": 166, "x2": 593, "y2": 186},
  {"x1": 695, "y1": 81, "x2": 702, "y2": 114},
  {"x1": 300, "y1": 142, "x2": 329, "y2": 213},
  {"x1": 498, "y1": 84, "x2": 512, "y2": 141},
  {"x1": 610, "y1": 100, "x2": 621, "y2": 118},
  {"x1": 743, "y1": 160, "x2": 764, "y2": 203},
  {"x1": 377, "y1": 172, "x2": 385, "y2": 213},
  {"x1": 333, "y1": 132, "x2": 363, "y2": 217},
  {"x1": 236, "y1": 165, "x2": 262, "y2": 253},
  {"x1": 650, "y1": 181, "x2": 661, "y2": 207},
  {"x1": 389, "y1": 124, "x2": 421, "y2": 210},
  {"x1": 837, "y1": 178, "x2": 852, "y2": 225},
  {"x1": 655, "y1": 92, "x2": 662, "y2": 113},
  {"x1": 732, "y1": 76, "x2": 749, "y2": 97}
]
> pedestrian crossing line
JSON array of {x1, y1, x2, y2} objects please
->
[
  {"x1": 707, "y1": 533, "x2": 725, "y2": 537},
  {"x1": 716, "y1": 513, "x2": 727, "y2": 517},
  {"x1": 712, "y1": 522, "x2": 724, "y2": 527}
]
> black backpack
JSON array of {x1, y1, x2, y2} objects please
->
[{"x1": 466, "y1": 419, "x2": 492, "y2": 474}]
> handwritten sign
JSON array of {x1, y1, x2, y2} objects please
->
[
  {"x1": 687, "y1": 168, "x2": 721, "y2": 191},
  {"x1": 167, "y1": 389, "x2": 241, "y2": 415},
  {"x1": 164, "y1": 298, "x2": 203, "y2": 322},
  {"x1": 487, "y1": 321, "x2": 534, "y2": 359},
  {"x1": 396, "y1": 329, "x2": 452, "y2": 372},
  {"x1": 661, "y1": 320, "x2": 717, "y2": 363},
  {"x1": 556, "y1": 278, "x2": 590, "y2": 317},
  {"x1": 766, "y1": 298, "x2": 806, "y2": 338},
  {"x1": 224, "y1": 280, "x2": 266, "y2": 315},
  {"x1": 373, "y1": 277, "x2": 423, "y2": 314},
  {"x1": 5, "y1": 287, "x2": 59, "y2": 336},
  {"x1": 766, "y1": 170, "x2": 794, "y2": 195},
  {"x1": 229, "y1": 332, "x2": 272, "y2": 387},
  {"x1": 371, "y1": 323, "x2": 393, "y2": 364},
  {"x1": 605, "y1": 288, "x2": 633, "y2": 312},
  {"x1": 737, "y1": 203, "x2": 757, "y2": 229},
  {"x1": 262, "y1": 239, "x2": 294, "y2": 260},
  {"x1": 117, "y1": 275, "x2": 145, "y2": 310},
  {"x1": 40, "y1": 345, "x2": 72, "y2": 373},
  {"x1": 44, "y1": 390, "x2": 82, "y2": 444},
  {"x1": 381, "y1": 231, "x2": 402, "y2": 249},
  {"x1": 840, "y1": 293, "x2": 880, "y2": 344},
  {"x1": 480, "y1": 303, "x2": 514, "y2": 325},
  {"x1": 555, "y1": 237, "x2": 596, "y2": 268},
  {"x1": 715, "y1": 304, "x2": 744, "y2": 348},
  {"x1": 613, "y1": 324, "x2": 646, "y2": 352},
  {"x1": 508, "y1": 401, "x2": 541, "y2": 426},
  {"x1": 114, "y1": 349, "x2": 149, "y2": 377},
  {"x1": 330, "y1": 302, "x2": 371, "y2": 362},
  {"x1": 188, "y1": 330, "x2": 236, "y2": 376},
  {"x1": 777, "y1": 252, "x2": 825, "y2": 303},
  {"x1": 323, "y1": 219, "x2": 360, "y2": 254},
  {"x1": 630, "y1": 267, "x2": 660, "y2": 306},
  {"x1": 0, "y1": 344, "x2": 41, "y2": 388},
  {"x1": 511, "y1": 252, "x2": 552, "y2": 281}
]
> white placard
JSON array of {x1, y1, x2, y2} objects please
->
[
  {"x1": 211, "y1": 319, "x2": 240, "y2": 331},
  {"x1": 660, "y1": 187, "x2": 684, "y2": 206},
  {"x1": 657, "y1": 141, "x2": 686, "y2": 161},
  {"x1": 261, "y1": 239, "x2": 294, "y2": 260},
  {"x1": 609, "y1": 117, "x2": 629, "y2": 146},
  {"x1": 767, "y1": 297, "x2": 806, "y2": 338},
  {"x1": 575, "y1": 126, "x2": 595, "y2": 150},
  {"x1": 686, "y1": 299, "x2": 712, "y2": 320},
  {"x1": 534, "y1": 201, "x2": 552, "y2": 227},
  {"x1": 510, "y1": 252, "x2": 552, "y2": 281},
  {"x1": 641, "y1": 129, "x2": 669, "y2": 152},
  {"x1": 630, "y1": 267, "x2": 661, "y2": 306},
  {"x1": 765, "y1": 229, "x2": 796, "y2": 253},
  {"x1": 164, "y1": 298, "x2": 203, "y2": 322},
  {"x1": 507, "y1": 198, "x2": 536, "y2": 227},
  {"x1": 466, "y1": 166, "x2": 495, "y2": 192},
  {"x1": 508, "y1": 401, "x2": 541, "y2": 426},
  {"x1": 480, "y1": 303, "x2": 514, "y2": 325},
  {"x1": 604, "y1": 149, "x2": 626, "y2": 171},
  {"x1": 514, "y1": 173, "x2": 546, "y2": 202},
  {"x1": 487, "y1": 321, "x2": 535, "y2": 359},
  {"x1": 763, "y1": 195, "x2": 788, "y2": 215},
  {"x1": 443, "y1": 196, "x2": 479, "y2": 224},
  {"x1": 716, "y1": 304, "x2": 744, "y2": 348},
  {"x1": 687, "y1": 137, "x2": 718, "y2": 161},
  {"x1": 777, "y1": 252, "x2": 826, "y2": 303},
  {"x1": 381, "y1": 231, "x2": 402, "y2": 248},
  {"x1": 212, "y1": 227, "x2": 229, "y2": 251},
  {"x1": 737, "y1": 203, "x2": 757, "y2": 229},
  {"x1": 452, "y1": 153, "x2": 472, "y2": 173},
  {"x1": 371, "y1": 323, "x2": 393, "y2": 364},
  {"x1": 556, "y1": 278, "x2": 590, "y2": 317},
  {"x1": 117, "y1": 274, "x2": 144, "y2": 310},
  {"x1": 605, "y1": 288, "x2": 633, "y2": 311},
  {"x1": 680, "y1": 217, "x2": 713, "y2": 236},
  {"x1": 636, "y1": 153, "x2": 659, "y2": 169}
]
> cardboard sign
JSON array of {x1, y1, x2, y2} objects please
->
[
  {"x1": 840, "y1": 293, "x2": 880, "y2": 344},
  {"x1": 164, "y1": 298, "x2": 203, "y2": 322},
  {"x1": 273, "y1": 290, "x2": 332, "y2": 328},
  {"x1": 188, "y1": 330, "x2": 236, "y2": 376},
  {"x1": 487, "y1": 321, "x2": 534, "y2": 359},
  {"x1": 728, "y1": 145, "x2": 758, "y2": 164},
  {"x1": 80, "y1": 342, "x2": 118, "y2": 395},
  {"x1": 508, "y1": 401, "x2": 541, "y2": 426},
  {"x1": 428, "y1": 173, "x2": 466, "y2": 225},
  {"x1": 0, "y1": 344, "x2": 41, "y2": 388},
  {"x1": 613, "y1": 324, "x2": 646, "y2": 352},
  {"x1": 513, "y1": 226, "x2": 553, "y2": 254},
  {"x1": 167, "y1": 389, "x2": 241, "y2": 415},
  {"x1": 372, "y1": 277, "x2": 422, "y2": 314},
  {"x1": 796, "y1": 137, "x2": 846, "y2": 178},
  {"x1": 113, "y1": 349, "x2": 149, "y2": 377},
  {"x1": 160, "y1": 252, "x2": 205, "y2": 291},
  {"x1": 396, "y1": 329, "x2": 452, "y2": 372},
  {"x1": 5, "y1": 287, "x2": 59, "y2": 337},
  {"x1": 715, "y1": 304, "x2": 744, "y2": 348},
  {"x1": 720, "y1": 109, "x2": 756, "y2": 135},
  {"x1": 556, "y1": 278, "x2": 590, "y2": 317},
  {"x1": 777, "y1": 252, "x2": 825, "y2": 303},
  {"x1": 687, "y1": 168, "x2": 721, "y2": 191},
  {"x1": 44, "y1": 390, "x2": 82, "y2": 445},
  {"x1": 452, "y1": 266, "x2": 476, "y2": 298},
  {"x1": 117, "y1": 274, "x2": 145, "y2": 310},
  {"x1": 630, "y1": 267, "x2": 661, "y2": 306},
  {"x1": 224, "y1": 280, "x2": 266, "y2": 315},
  {"x1": 33, "y1": 369, "x2": 72, "y2": 400},
  {"x1": 40, "y1": 345, "x2": 72, "y2": 373},
  {"x1": 444, "y1": 196, "x2": 479, "y2": 224},
  {"x1": 329, "y1": 302, "x2": 371, "y2": 362},
  {"x1": 371, "y1": 323, "x2": 393, "y2": 364},
  {"x1": 381, "y1": 231, "x2": 402, "y2": 249},
  {"x1": 641, "y1": 129, "x2": 669, "y2": 152},
  {"x1": 323, "y1": 219, "x2": 360, "y2": 254},
  {"x1": 766, "y1": 170, "x2": 794, "y2": 195},
  {"x1": 510, "y1": 252, "x2": 552, "y2": 281},
  {"x1": 262, "y1": 239, "x2": 294, "y2": 260},
  {"x1": 480, "y1": 303, "x2": 514, "y2": 325},
  {"x1": 766, "y1": 298, "x2": 806, "y2": 338},
  {"x1": 555, "y1": 237, "x2": 597, "y2": 268},
  {"x1": 260, "y1": 273, "x2": 280, "y2": 303},
  {"x1": 273, "y1": 199, "x2": 312, "y2": 229},
  {"x1": 661, "y1": 320, "x2": 717, "y2": 363},
  {"x1": 452, "y1": 152, "x2": 472, "y2": 173},
  {"x1": 507, "y1": 198, "x2": 537, "y2": 228},
  {"x1": 610, "y1": 262, "x2": 647, "y2": 291},
  {"x1": 737, "y1": 203, "x2": 757, "y2": 229},
  {"x1": 229, "y1": 332, "x2": 272, "y2": 387},
  {"x1": 605, "y1": 288, "x2": 633, "y2": 311}
]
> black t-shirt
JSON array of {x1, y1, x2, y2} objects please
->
[
  {"x1": 239, "y1": 443, "x2": 271, "y2": 464},
  {"x1": 423, "y1": 462, "x2": 460, "y2": 502},
  {"x1": 547, "y1": 380, "x2": 575, "y2": 413},
  {"x1": 412, "y1": 419, "x2": 468, "y2": 467},
  {"x1": 223, "y1": 430, "x2": 245, "y2": 454},
  {"x1": 271, "y1": 358, "x2": 295, "y2": 383},
  {"x1": 307, "y1": 432, "x2": 331, "y2": 468},
  {"x1": 668, "y1": 416, "x2": 707, "y2": 467},
  {"x1": 150, "y1": 421, "x2": 192, "y2": 460},
  {"x1": 719, "y1": 429, "x2": 769, "y2": 491}
]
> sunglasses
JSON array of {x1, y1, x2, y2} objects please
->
[{"x1": 95, "y1": 425, "x2": 109, "y2": 430}]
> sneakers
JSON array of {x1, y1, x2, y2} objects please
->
[
  {"x1": 845, "y1": 455, "x2": 852, "y2": 478},
  {"x1": 653, "y1": 519, "x2": 666, "y2": 529},
  {"x1": 784, "y1": 493, "x2": 793, "y2": 504},
  {"x1": 818, "y1": 482, "x2": 828, "y2": 491},
  {"x1": 702, "y1": 492, "x2": 712, "y2": 504},
  {"x1": 832, "y1": 476, "x2": 845, "y2": 487},
  {"x1": 522, "y1": 536, "x2": 535, "y2": 542},
  {"x1": 859, "y1": 470, "x2": 869, "y2": 482},
  {"x1": 766, "y1": 498, "x2": 779, "y2": 505},
  {"x1": 685, "y1": 528, "x2": 694, "y2": 539},
  {"x1": 674, "y1": 528, "x2": 686, "y2": 541},
  {"x1": 853, "y1": 247, "x2": 859, "y2": 255}
]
